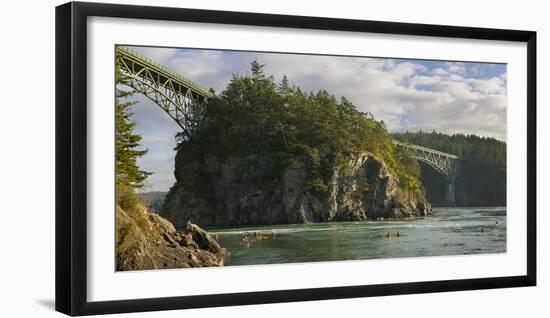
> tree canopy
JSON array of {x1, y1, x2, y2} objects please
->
[{"x1": 176, "y1": 61, "x2": 425, "y2": 200}]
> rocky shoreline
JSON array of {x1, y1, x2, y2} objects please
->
[{"x1": 116, "y1": 203, "x2": 228, "y2": 271}]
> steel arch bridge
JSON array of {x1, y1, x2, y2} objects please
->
[
  {"x1": 116, "y1": 47, "x2": 461, "y2": 206},
  {"x1": 116, "y1": 46, "x2": 213, "y2": 139},
  {"x1": 393, "y1": 140, "x2": 461, "y2": 205}
]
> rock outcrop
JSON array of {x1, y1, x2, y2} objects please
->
[
  {"x1": 116, "y1": 202, "x2": 228, "y2": 271},
  {"x1": 162, "y1": 151, "x2": 431, "y2": 227}
]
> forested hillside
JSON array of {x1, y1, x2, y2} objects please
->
[
  {"x1": 393, "y1": 131, "x2": 506, "y2": 206},
  {"x1": 161, "y1": 61, "x2": 430, "y2": 226},
  {"x1": 176, "y1": 61, "x2": 425, "y2": 201}
]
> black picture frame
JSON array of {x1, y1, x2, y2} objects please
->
[{"x1": 55, "y1": 1, "x2": 537, "y2": 316}]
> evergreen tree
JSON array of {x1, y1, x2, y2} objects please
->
[
  {"x1": 115, "y1": 65, "x2": 151, "y2": 190},
  {"x1": 250, "y1": 59, "x2": 265, "y2": 78}
]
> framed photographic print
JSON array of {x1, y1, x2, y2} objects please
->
[{"x1": 55, "y1": 1, "x2": 536, "y2": 316}]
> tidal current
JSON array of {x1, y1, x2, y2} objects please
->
[{"x1": 206, "y1": 207, "x2": 506, "y2": 266}]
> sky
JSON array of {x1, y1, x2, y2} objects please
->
[{"x1": 120, "y1": 46, "x2": 507, "y2": 192}]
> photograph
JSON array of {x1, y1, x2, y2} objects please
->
[{"x1": 114, "y1": 45, "x2": 507, "y2": 271}]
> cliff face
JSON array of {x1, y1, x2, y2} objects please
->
[
  {"x1": 116, "y1": 202, "x2": 228, "y2": 271},
  {"x1": 161, "y1": 152, "x2": 431, "y2": 228}
]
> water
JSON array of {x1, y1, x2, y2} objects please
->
[{"x1": 206, "y1": 207, "x2": 506, "y2": 266}]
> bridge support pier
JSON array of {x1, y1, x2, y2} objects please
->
[{"x1": 446, "y1": 181, "x2": 456, "y2": 206}]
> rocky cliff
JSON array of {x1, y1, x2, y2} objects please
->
[
  {"x1": 116, "y1": 201, "x2": 228, "y2": 271},
  {"x1": 161, "y1": 151, "x2": 431, "y2": 227}
]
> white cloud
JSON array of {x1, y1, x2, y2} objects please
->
[
  {"x1": 433, "y1": 81, "x2": 478, "y2": 100},
  {"x1": 469, "y1": 77, "x2": 506, "y2": 95},
  {"x1": 432, "y1": 67, "x2": 448, "y2": 76},
  {"x1": 126, "y1": 46, "x2": 179, "y2": 66},
  {"x1": 448, "y1": 74, "x2": 464, "y2": 82},
  {"x1": 409, "y1": 75, "x2": 441, "y2": 88},
  {"x1": 446, "y1": 62, "x2": 466, "y2": 74}
]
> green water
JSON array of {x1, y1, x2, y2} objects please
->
[{"x1": 206, "y1": 207, "x2": 506, "y2": 266}]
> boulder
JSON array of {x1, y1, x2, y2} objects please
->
[{"x1": 116, "y1": 203, "x2": 228, "y2": 271}]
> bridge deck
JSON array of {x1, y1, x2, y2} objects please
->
[
  {"x1": 392, "y1": 140, "x2": 460, "y2": 159},
  {"x1": 116, "y1": 46, "x2": 213, "y2": 99}
]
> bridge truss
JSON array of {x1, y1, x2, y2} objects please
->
[
  {"x1": 116, "y1": 46, "x2": 213, "y2": 139},
  {"x1": 393, "y1": 140, "x2": 461, "y2": 205}
]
